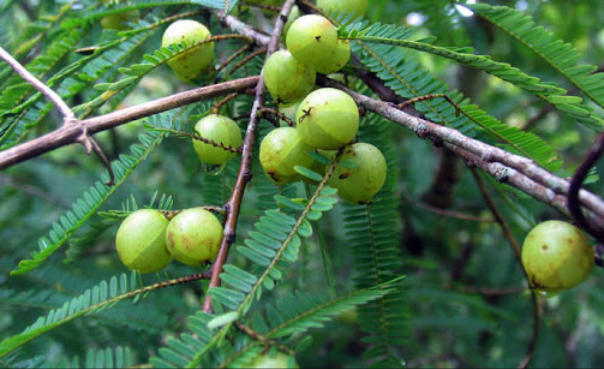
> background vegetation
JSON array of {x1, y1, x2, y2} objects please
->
[{"x1": 1, "y1": 0, "x2": 604, "y2": 368}]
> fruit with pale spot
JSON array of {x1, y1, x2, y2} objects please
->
[{"x1": 522, "y1": 220, "x2": 594, "y2": 293}]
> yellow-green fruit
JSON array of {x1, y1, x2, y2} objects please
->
[
  {"x1": 317, "y1": 0, "x2": 368, "y2": 17},
  {"x1": 161, "y1": 19, "x2": 215, "y2": 81},
  {"x1": 328, "y1": 143, "x2": 387, "y2": 204},
  {"x1": 522, "y1": 220, "x2": 594, "y2": 292},
  {"x1": 165, "y1": 208, "x2": 223, "y2": 267},
  {"x1": 115, "y1": 209, "x2": 172, "y2": 274},
  {"x1": 296, "y1": 88, "x2": 359, "y2": 150},
  {"x1": 264, "y1": 50, "x2": 316, "y2": 106},
  {"x1": 315, "y1": 39, "x2": 351, "y2": 74},
  {"x1": 192, "y1": 114, "x2": 242, "y2": 165},
  {"x1": 286, "y1": 15, "x2": 339, "y2": 71},
  {"x1": 260, "y1": 127, "x2": 315, "y2": 185},
  {"x1": 249, "y1": 352, "x2": 298, "y2": 369}
]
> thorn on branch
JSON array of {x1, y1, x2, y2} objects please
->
[{"x1": 74, "y1": 121, "x2": 115, "y2": 186}]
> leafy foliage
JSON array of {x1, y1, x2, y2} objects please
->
[{"x1": 2, "y1": 1, "x2": 604, "y2": 369}]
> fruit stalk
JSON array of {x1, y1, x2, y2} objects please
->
[{"x1": 202, "y1": 0, "x2": 299, "y2": 313}]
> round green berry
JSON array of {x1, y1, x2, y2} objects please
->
[
  {"x1": 165, "y1": 208, "x2": 223, "y2": 267},
  {"x1": 315, "y1": 39, "x2": 351, "y2": 75},
  {"x1": 296, "y1": 88, "x2": 359, "y2": 150},
  {"x1": 249, "y1": 352, "x2": 298, "y2": 369},
  {"x1": 264, "y1": 50, "x2": 316, "y2": 106},
  {"x1": 260, "y1": 127, "x2": 316, "y2": 185},
  {"x1": 522, "y1": 220, "x2": 594, "y2": 292},
  {"x1": 192, "y1": 114, "x2": 242, "y2": 165},
  {"x1": 162, "y1": 19, "x2": 215, "y2": 81},
  {"x1": 286, "y1": 15, "x2": 339, "y2": 71},
  {"x1": 328, "y1": 143, "x2": 387, "y2": 204},
  {"x1": 115, "y1": 209, "x2": 172, "y2": 274}
]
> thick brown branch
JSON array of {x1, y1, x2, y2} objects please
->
[
  {"x1": 317, "y1": 77, "x2": 604, "y2": 226},
  {"x1": 202, "y1": 0, "x2": 297, "y2": 313},
  {"x1": 0, "y1": 77, "x2": 259, "y2": 170}
]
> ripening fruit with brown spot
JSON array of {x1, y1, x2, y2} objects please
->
[
  {"x1": 259, "y1": 127, "x2": 316, "y2": 185},
  {"x1": 327, "y1": 143, "x2": 387, "y2": 204},
  {"x1": 522, "y1": 220, "x2": 594, "y2": 293},
  {"x1": 161, "y1": 19, "x2": 215, "y2": 81},
  {"x1": 165, "y1": 208, "x2": 223, "y2": 267},
  {"x1": 115, "y1": 209, "x2": 172, "y2": 274}
]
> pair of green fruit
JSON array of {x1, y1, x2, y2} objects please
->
[
  {"x1": 264, "y1": 14, "x2": 350, "y2": 106},
  {"x1": 260, "y1": 88, "x2": 387, "y2": 205},
  {"x1": 115, "y1": 208, "x2": 223, "y2": 274},
  {"x1": 521, "y1": 220, "x2": 594, "y2": 294}
]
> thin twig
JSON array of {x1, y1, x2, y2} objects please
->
[
  {"x1": 402, "y1": 188, "x2": 494, "y2": 222},
  {"x1": 211, "y1": 92, "x2": 241, "y2": 115},
  {"x1": 0, "y1": 46, "x2": 75, "y2": 122},
  {"x1": 470, "y1": 168, "x2": 540, "y2": 369},
  {"x1": 257, "y1": 107, "x2": 295, "y2": 127},
  {"x1": 227, "y1": 47, "x2": 267, "y2": 77},
  {"x1": 0, "y1": 77, "x2": 260, "y2": 170},
  {"x1": 568, "y1": 129, "x2": 604, "y2": 243},
  {"x1": 152, "y1": 127, "x2": 243, "y2": 154},
  {"x1": 202, "y1": 0, "x2": 297, "y2": 313}
]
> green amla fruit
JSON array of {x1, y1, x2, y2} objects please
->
[
  {"x1": 522, "y1": 220, "x2": 594, "y2": 293},
  {"x1": 249, "y1": 352, "x2": 298, "y2": 369},
  {"x1": 101, "y1": 0, "x2": 139, "y2": 30},
  {"x1": 260, "y1": 127, "x2": 316, "y2": 185},
  {"x1": 192, "y1": 114, "x2": 242, "y2": 165},
  {"x1": 286, "y1": 14, "x2": 339, "y2": 71},
  {"x1": 328, "y1": 143, "x2": 387, "y2": 204},
  {"x1": 315, "y1": 38, "x2": 351, "y2": 75},
  {"x1": 264, "y1": 50, "x2": 316, "y2": 106},
  {"x1": 296, "y1": 88, "x2": 359, "y2": 150},
  {"x1": 165, "y1": 208, "x2": 223, "y2": 267},
  {"x1": 161, "y1": 19, "x2": 215, "y2": 81},
  {"x1": 317, "y1": 0, "x2": 368, "y2": 18},
  {"x1": 115, "y1": 209, "x2": 172, "y2": 274}
]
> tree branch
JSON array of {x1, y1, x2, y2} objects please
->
[
  {"x1": 0, "y1": 46, "x2": 75, "y2": 122},
  {"x1": 202, "y1": 0, "x2": 297, "y2": 313},
  {"x1": 317, "y1": 76, "x2": 604, "y2": 227},
  {"x1": 0, "y1": 77, "x2": 259, "y2": 170},
  {"x1": 568, "y1": 129, "x2": 604, "y2": 243}
]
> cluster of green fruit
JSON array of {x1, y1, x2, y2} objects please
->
[
  {"x1": 521, "y1": 220, "x2": 594, "y2": 294},
  {"x1": 115, "y1": 208, "x2": 224, "y2": 274},
  {"x1": 260, "y1": 12, "x2": 386, "y2": 204}
]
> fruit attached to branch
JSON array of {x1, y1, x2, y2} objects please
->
[
  {"x1": 115, "y1": 209, "x2": 172, "y2": 274},
  {"x1": 165, "y1": 208, "x2": 223, "y2": 267},
  {"x1": 522, "y1": 220, "x2": 594, "y2": 293}
]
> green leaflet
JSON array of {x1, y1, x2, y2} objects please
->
[{"x1": 468, "y1": 3, "x2": 604, "y2": 114}]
